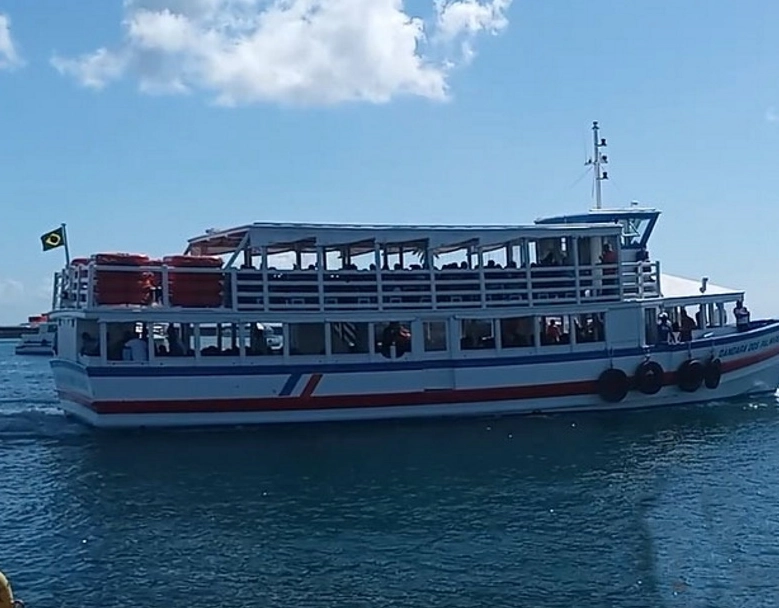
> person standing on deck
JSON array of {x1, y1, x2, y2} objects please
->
[
  {"x1": 679, "y1": 309, "x2": 696, "y2": 342},
  {"x1": 734, "y1": 300, "x2": 751, "y2": 332},
  {"x1": 657, "y1": 312, "x2": 676, "y2": 344}
]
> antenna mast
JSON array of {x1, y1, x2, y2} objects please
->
[{"x1": 585, "y1": 121, "x2": 609, "y2": 209}]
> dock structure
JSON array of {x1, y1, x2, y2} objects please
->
[{"x1": 0, "y1": 326, "x2": 36, "y2": 340}]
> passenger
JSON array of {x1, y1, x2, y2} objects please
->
[
  {"x1": 166, "y1": 324, "x2": 185, "y2": 356},
  {"x1": 679, "y1": 309, "x2": 696, "y2": 342},
  {"x1": 599, "y1": 243, "x2": 618, "y2": 295},
  {"x1": 122, "y1": 331, "x2": 149, "y2": 361},
  {"x1": 734, "y1": 300, "x2": 751, "y2": 332},
  {"x1": 80, "y1": 331, "x2": 99, "y2": 356},
  {"x1": 657, "y1": 312, "x2": 676, "y2": 344},
  {"x1": 545, "y1": 319, "x2": 561, "y2": 343},
  {"x1": 600, "y1": 243, "x2": 617, "y2": 266}
]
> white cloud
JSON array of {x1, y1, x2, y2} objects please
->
[
  {"x1": 50, "y1": 0, "x2": 512, "y2": 106},
  {"x1": 766, "y1": 107, "x2": 778, "y2": 123},
  {"x1": 0, "y1": 278, "x2": 24, "y2": 304},
  {"x1": 0, "y1": 14, "x2": 22, "y2": 70}
]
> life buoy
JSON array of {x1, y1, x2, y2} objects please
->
[
  {"x1": 676, "y1": 359, "x2": 704, "y2": 392},
  {"x1": 163, "y1": 255, "x2": 223, "y2": 268},
  {"x1": 704, "y1": 357, "x2": 722, "y2": 389},
  {"x1": 597, "y1": 368, "x2": 629, "y2": 403},
  {"x1": 634, "y1": 360, "x2": 664, "y2": 395},
  {"x1": 92, "y1": 253, "x2": 150, "y2": 266}
]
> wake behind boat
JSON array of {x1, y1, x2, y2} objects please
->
[{"x1": 43, "y1": 123, "x2": 779, "y2": 428}]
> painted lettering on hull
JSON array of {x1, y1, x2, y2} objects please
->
[{"x1": 719, "y1": 334, "x2": 779, "y2": 358}]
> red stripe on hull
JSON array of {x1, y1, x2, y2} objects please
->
[
  {"x1": 300, "y1": 373, "x2": 323, "y2": 398},
  {"x1": 57, "y1": 346, "x2": 779, "y2": 416}
]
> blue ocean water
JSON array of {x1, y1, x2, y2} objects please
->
[{"x1": 1, "y1": 339, "x2": 779, "y2": 607}]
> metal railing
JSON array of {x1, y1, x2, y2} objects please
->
[{"x1": 53, "y1": 260, "x2": 662, "y2": 313}]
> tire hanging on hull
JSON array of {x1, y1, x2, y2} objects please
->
[
  {"x1": 597, "y1": 368, "x2": 630, "y2": 403},
  {"x1": 703, "y1": 357, "x2": 722, "y2": 389},
  {"x1": 676, "y1": 359, "x2": 705, "y2": 392},
  {"x1": 634, "y1": 360, "x2": 664, "y2": 395}
]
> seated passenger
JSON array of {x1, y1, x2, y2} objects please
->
[{"x1": 122, "y1": 331, "x2": 149, "y2": 361}]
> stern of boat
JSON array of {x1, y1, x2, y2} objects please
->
[{"x1": 49, "y1": 359, "x2": 100, "y2": 425}]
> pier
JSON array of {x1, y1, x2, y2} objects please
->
[{"x1": 0, "y1": 325, "x2": 36, "y2": 340}]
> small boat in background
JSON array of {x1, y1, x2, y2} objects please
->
[{"x1": 14, "y1": 314, "x2": 56, "y2": 356}]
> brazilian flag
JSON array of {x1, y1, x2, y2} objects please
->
[{"x1": 41, "y1": 226, "x2": 65, "y2": 251}]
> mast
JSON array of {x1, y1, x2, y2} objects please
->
[{"x1": 586, "y1": 121, "x2": 609, "y2": 209}]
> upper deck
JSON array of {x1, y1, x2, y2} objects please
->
[{"x1": 52, "y1": 220, "x2": 663, "y2": 316}]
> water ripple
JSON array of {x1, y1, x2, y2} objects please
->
[{"x1": 1, "y1": 342, "x2": 779, "y2": 606}]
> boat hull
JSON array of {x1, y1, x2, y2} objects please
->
[
  {"x1": 50, "y1": 323, "x2": 779, "y2": 429},
  {"x1": 14, "y1": 345, "x2": 54, "y2": 356}
]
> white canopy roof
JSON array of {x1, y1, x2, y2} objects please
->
[
  {"x1": 658, "y1": 273, "x2": 743, "y2": 305},
  {"x1": 185, "y1": 221, "x2": 624, "y2": 256}
]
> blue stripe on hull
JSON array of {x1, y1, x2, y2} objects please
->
[{"x1": 279, "y1": 373, "x2": 303, "y2": 396}]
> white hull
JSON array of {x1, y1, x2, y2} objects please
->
[{"x1": 51, "y1": 324, "x2": 779, "y2": 429}]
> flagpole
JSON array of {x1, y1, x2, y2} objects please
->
[{"x1": 61, "y1": 223, "x2": 71, "y2": 266}]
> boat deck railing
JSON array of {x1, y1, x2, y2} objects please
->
[{"x1": 51, "y1": 260, "x2": 662, "y2": 313}]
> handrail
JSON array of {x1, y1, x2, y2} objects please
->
[{"x1": 53, "y1": 259, "x2": 664, "y2": 312}]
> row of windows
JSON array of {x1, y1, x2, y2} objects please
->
[{"x1": 77, "y1": 313, "x2": 607, "y2": 361}]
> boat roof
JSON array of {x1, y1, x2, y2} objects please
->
[
  {"x1": 658, "y1": 273, "x2": 743, "y2": 306},
  {"x1": 185, "y1": 221, "x2": 625, "y2": 256},
  {"x1": 535, "y1": 206, "x2": 661, "y2": 223},
  {"x1": 535, "y1": 206, "x2": 661, "y2": 249}
]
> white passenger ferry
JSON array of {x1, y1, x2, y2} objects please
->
[
  {"x1": 14, "y1": 314, "x2": 56, "y2": 356},
  {"x1": 47, "y1": 124, "x2": 779, "y2": 428}
]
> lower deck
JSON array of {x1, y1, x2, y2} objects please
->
[
  {"x1": 49, "y1": 318, "x2": 779, "y2": 428},
  {"x1": 51, "y1": 296, "x2": 751, "y2": 370}
]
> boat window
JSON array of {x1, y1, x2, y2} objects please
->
[
  {"x1": 499, "y1": 316, "x2": 535, "y2": 348},
  {"x1": 156, "y1": 322, "x2": 195, "y2": 358},
  {"x1": 535, "y1": 237, "x2": 571, "y2": 266},
  {"x1": 574, "y1": 313, "x2": 605, "y2": 343},
  {"x1": 242, "y1": 322, "x2": 283, "y2": 356},
  {"x1": 619, "y1": 217, "x2": 650, "y2": 248},
  {"x1": 288, "y1": 323, "x2": 325, "y2": 355},
  {"x1": 423, "y1": 321, "x2": 448, "y2": 352},
  {"x1": 539, "y1": 315, "x2": 571, "y2": 345},
  {"x1": 105, "y1": 321, "x2": 152, "y2": 361},
  {"x1": 374, "y1": 321, "x2": 412, "y2": 358},
  {"x1": 577, "y1": 237, "x2": 593, "y2": 266},
  {"x1": 76, "y1": 320, "x2": 99, "y2": 358},
  {"x1": 330, "y1": 321, "x2": 370, "y2": 354},
  {"x1": 197, "y1": 323, "x2": 239, "y2": 356},
  {"x1": 526, "y1": 240, "x2": 538, "y2": 266},
  {"x1": 460, "y1": 319, "x2": 495, "y2": 350}
]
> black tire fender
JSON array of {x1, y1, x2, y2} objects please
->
[
  {"x1": 677, "y1": 359, "x2": 704, "y2": 392},
  {"x1": 704, "y1": 357, "x2": 722, "y2": 389},
  {"x1": 597, "y1": 368, "x2": 630, "y2": 403},
  {"x1": 634, "y1": 360, "x2": 664, "y2": 395}
]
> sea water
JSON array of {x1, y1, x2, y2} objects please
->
[{"x1": 1, "y1": 340, "x2": 778, "y2": 607}]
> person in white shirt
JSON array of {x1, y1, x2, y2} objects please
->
[{"x1": 122, "y1": 332, "x2": 149, "y2": 361}]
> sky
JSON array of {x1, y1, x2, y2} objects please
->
[{"x1": 1, "y1": 0, "x2": 779, "y2": 324}]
